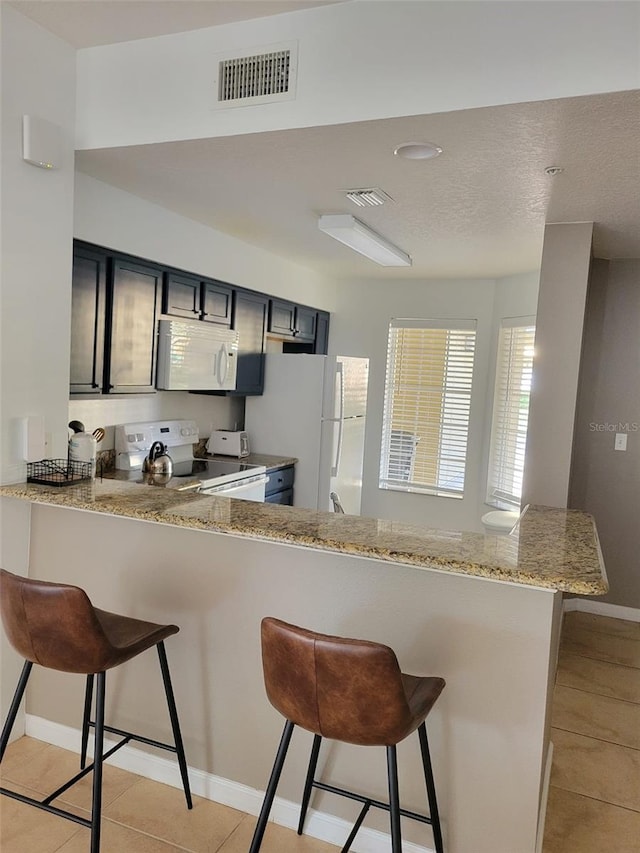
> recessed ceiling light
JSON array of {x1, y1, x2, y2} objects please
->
[
  {"x1": 544, "y1": 166, "x2": 564, "y2": 176},
  {"x1": 394, "y1": 141, "x2": 443, "y2": 160}
]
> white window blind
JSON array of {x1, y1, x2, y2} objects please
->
[
  {"x1": 487, "y1": 318, "x2": 536, "y2": 508},
  {"x1": 380, "y1": 318, "x2": 477, "y2": 498}
]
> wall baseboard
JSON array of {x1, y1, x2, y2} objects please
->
[
  {"x1": 25, "y1": 715, "x2": 434, "y2": 853},
  {"x1": 563, "y1": 597, "x2": 640, "y2": 622}
]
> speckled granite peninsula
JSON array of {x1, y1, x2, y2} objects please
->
[{"x1": 0, "y1": 479, "x2": 607, "y2": 595}]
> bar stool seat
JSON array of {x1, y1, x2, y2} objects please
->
[
  {"x1": 0, "y1": 569, "x2": 192, "y2": 853},
  {"x1": 250, "y1": 617, "x2": 445, "y2": 853}
]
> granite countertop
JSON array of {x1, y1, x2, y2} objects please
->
[{"x1": 0, "y1": 479, "x2": 607, "y2": 596}]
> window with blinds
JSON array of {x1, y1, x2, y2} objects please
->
[
  {"x1": 379, "y1": 319, "x2": 477, "y2": 498},
  {"x1": 486, "y1": 318, "x2": 536, "y2": 508}
]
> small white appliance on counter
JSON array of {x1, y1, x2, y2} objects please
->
[
  {"x1": 156, "y1": 318, "x2": 239, "y2": 391},
  {"x1": 114, "y1": 419, "x2": 266, "y2": 501},
  {"x1": 207, "y1": 430, "x2": 250, "y2": 458},
  {"x1": 245, "y1": 354, "x2": 369, "y2": 515}
]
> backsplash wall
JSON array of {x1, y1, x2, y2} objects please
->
[{"x1": 69, "y1": 392, "x2": 244, "y2": 451}]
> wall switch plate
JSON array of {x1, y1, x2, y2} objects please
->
[{"x1": 614, "y1": 432, "x2": 627, "y2": 451}]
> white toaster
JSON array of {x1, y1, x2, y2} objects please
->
[{"x1": 206, "y1": 430, "x2": 250, "y2": 458}]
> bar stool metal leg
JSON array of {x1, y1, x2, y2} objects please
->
[
  {"x1": 419, "y1": 722, "x2": 444, "y2": 853},
  {"x1": 90, "y1": 671, "x2": 106, "y2": 853},
  {"x1": 0, "y1": 661, "x2": 33, "y2": 762},
  {"x1": 386, "y1": 745, "x2": 402, "y2": 853},
  {"x1": 297, "y1": 733, "x2": 322, "y2": 834},
  {"x1": 156, "y1": 641, "x2": 192, "y2": 809},
  {"x1": 81, "y1": 674, "x2": 94, "y2": 769},
  {"x1": 249, "y1": 720, "x2": 295, "y2": 853}
]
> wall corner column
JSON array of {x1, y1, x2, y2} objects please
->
[{"x1": 522, "y1": 222, "x2": 593, "y2": 508}]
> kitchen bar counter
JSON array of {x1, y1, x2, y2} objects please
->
[{"x1": 0, "y1": 479, "x2": 607, "y2": 595}]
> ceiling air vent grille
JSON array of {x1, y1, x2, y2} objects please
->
[{"x1": 214, "y1": 42, "x2": 297, "y2": 109}]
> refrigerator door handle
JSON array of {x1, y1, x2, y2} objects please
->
[{"x1": 331, "y1": 362, "x2": 345, "y2": 476}]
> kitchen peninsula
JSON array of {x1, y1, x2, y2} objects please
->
[{"x1": 0, "y1": 482, "x2": 607, "y2": 853}]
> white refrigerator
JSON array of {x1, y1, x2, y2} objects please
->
[{"x1": 245, "y1": 354, "x2": 369, "y2": 515}]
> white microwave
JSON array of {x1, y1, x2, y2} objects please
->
[{"x1": 156, "y1": 318, "x2": 239, "y2": 391}]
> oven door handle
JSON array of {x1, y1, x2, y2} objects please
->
[{"x1": 199, "y1": 474, "x2": 268, "y2": 495}]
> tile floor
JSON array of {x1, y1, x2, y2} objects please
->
[
  {"x1": 1, "y1": 610, "x2": 638, "y2": 852},
  {"x1": 542, "y1": 610, "x2": 640, "y2": 853}
]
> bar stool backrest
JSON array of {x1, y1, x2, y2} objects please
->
[
  {"x1": 261, "y1": 617, "x2": 415, "y2": 746},
  {"x1": 0, "y1": 569, "x2": 113, "y2": 674}
]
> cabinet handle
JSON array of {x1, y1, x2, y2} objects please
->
[
  {"x1": 92, "y1": 382, "x2": 99, "y2": 389},
  {"x1": 202, "y1": 311, "x2": 208, "y2": 316}
]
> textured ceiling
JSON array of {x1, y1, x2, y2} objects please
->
[
  {"x1": 9, "y1": 0, "x2": 342, "y2": 47},
  {"x1": 76, "y1": 90, "x2": 640, "y2": 279}
]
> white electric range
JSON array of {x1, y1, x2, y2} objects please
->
[{"x1": 114, "y1": 420, "x2": 267, "y2": 501}]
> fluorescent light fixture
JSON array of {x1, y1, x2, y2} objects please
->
[{"x1": 318, "y1": 214, "x2": 411, "y2": 267}]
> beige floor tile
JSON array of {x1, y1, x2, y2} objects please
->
[
  {"x1": 552, "y1": 685, "x2": 640, "y2": 749},
  {"x1": 104, "y1": 777, "x2": 244, "y2": 852},
  {"x1": 556, "y1": 650, "x2": 640, "y2": 704},
  {"x1": 563, "y1": 611, "x2": 640, "y2": 640},
  {"x1": 1, "y1": 739, "x2": 141, "y2": 813},
  {"x1": 0, "y1": 735, "x2": 50, "y2": 780},
  {"x1": 561, "y1": 628, "x2": 640, "y2": 668},
  {"x1": 0, "y1": 781, "x2": 83, "y2": 853},
  {"x1": 543, "y1": 786, "x2": 640, "y2": 853},
  {"x1": 550, "y1": 727, "x2": 640, "y2": 811},
  {"x1": 56, "y1": 818, "x2": 186, "y2": 852},
  {"x1": 217, "y1": 814, "x2": 340, "y2": 852}
]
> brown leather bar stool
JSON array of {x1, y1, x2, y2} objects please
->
[
  {"x1": 0, "y1": 569, "x2": 192, "y2": 853},
  {"x1": 250, "y1": 617, "x2": 445, "y2": 853}
]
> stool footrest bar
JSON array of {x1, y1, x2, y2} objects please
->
[
  {"x1": 312, "y1": 780, "x2": 432, "y2": 824},
  {"x1": 42, "y1": 735, "x2": 133, "y2": 805},
  {"x1": 88, "y1": 721, "x2": 178, "y2": 754},
  {"x1": 0, "y1": 786, "x2": 92, "y2": 828}
]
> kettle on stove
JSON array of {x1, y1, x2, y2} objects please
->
[{"x1": 142, "y1": 441, "x2": 173, "y2": 477}]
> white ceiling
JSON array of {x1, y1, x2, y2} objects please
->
[
  {"x1": 12, "y1": 0, "x2": 640, "y2": 280},
  {"x1": 76, "y1": 90, "x2": 640, "y2": 279},
  {"x1": 10, "y1": 0, "x2": 342, "y2": 47}
]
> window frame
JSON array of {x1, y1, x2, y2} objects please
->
[
  {"x1": 486, "y1": 316, "x2": 536, "y2": 510},
  {"x1": 379, "y1": 317, "x2": 478, "y2": 499}
]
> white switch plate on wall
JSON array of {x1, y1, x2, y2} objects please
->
[{"x1": 614, "y1": 432, "x2": 627, "y2": 451}]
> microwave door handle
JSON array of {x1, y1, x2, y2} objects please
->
[{"x1": 217, "y1": 343, "x2": 229, "y2": 386}]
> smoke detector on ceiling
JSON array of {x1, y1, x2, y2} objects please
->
[
  {"x1": 343, "y1": 188, "x2": 394, "y2": 207},
  {"x1": 213, "y1": 41, "x2": 298, "y2": 109}
]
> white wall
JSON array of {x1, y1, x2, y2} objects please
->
[
  {"x1": 523, "y1": 223, "x2": 593, "y2": 508},
  {"x1": 71, "y1": 172, "x2": 338, "y2": 439},
  {"x1": 0, "y1": 6, "x2": 77, "y2": 484},
  {"x1": 0, "y1": 2, "x2": 76, "y2": 742},
  {"x1": 75, "y1": 172, "x2": 337, "y2": 309},
  {"x1": 75, "y1": 1, "x2": 640, "y2": 149}
]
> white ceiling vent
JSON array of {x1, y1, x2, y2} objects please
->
[
  {"x1": 344, "y1": 188, "x2": 394, "y2": 207},
  {"x1": 213, "y1": 42, "x2": 297, "y2": 109}
]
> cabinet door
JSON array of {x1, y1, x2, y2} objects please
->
[
  {"x1": 70, "y1": 245, "x2": 106, "y2": 394},
  {"x1": 202, "y1": 280, "x2": 232, "y2": 326},
  {"x1": 294, "y1": 306, "x2": 317, "y2": 341},
  {"x1": 268, "y1": 299, "x2": 296, "y2": 337},
  {"x1": 107, "y1": 258, "x2": 162, "y2": 394},
  {"x1": 314, "y1": 310, "x2": 330, "y2": 354},
  {"x1": 163, "y1": 271, "x2": 200, "y2": 318},
  {"x1": 232, "y1": 290, "x2": 268, "y2": 395},
  {"x1": 264, "y1": 465, "x2": 295, "y2": 496}
]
